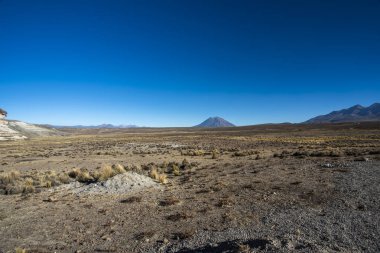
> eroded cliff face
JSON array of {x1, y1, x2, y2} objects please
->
[{"x1": 0, "y1": 120, "x2": 62, "y2": 141}]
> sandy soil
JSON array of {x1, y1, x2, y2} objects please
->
[{"x1": 0, "y1": 123, "x2": 379, "y2": 252}]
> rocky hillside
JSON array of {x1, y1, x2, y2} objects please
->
[
  {"x1": 305, "y1": 103, "x2": 380, "y2": 123},
  {"x1": 194, "y1": 117, "x2": 236, "y2": 128},
  {"x1": 0, "y1": 120, "x2": 63, "y2": 141}
]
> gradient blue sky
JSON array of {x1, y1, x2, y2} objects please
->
[{"x1": 0, "y1": 0, "x2": 379, "y2": 127}]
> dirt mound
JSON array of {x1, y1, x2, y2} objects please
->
[{"x1": 53, "y1": 172, "x2": 161, "y2": 195}]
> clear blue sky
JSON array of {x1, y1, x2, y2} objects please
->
[{"x1": 0, "y1": 0, "x2": 379, "y2": 127}]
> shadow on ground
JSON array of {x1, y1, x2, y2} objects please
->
[{"x1": 177, "y1": 238, "x2": 271, "y2": 253}]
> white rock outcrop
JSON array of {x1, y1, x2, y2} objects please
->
[{"x1": 0, "y1": 120, "x2": 61, "y2": 141}]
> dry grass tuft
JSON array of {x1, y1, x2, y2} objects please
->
[
  {"x1": 212, "y1": 149, "x2": 219, "y2": 159},
  {"x1": 67, "y1": 164, "x2": 129, "y2": 184},
  {"x1": 76, "y1": 169, "x2": 94, "y2": 183},
  {"x1": 149, "y1": 168, "x2": 168, "y2": 184},
  {"x1": 43, "y1": 180, "x2": 52, "y2": 188},
  {"x1": 172, "y1": 164, "x2": 180, "y2": 176},
  {"x1": 150, "y1": 168, "x2": 160, "y2": 181},
  {"x1": 0, "y1": 170, "x2": 20, "y2": 184},
  {"x1": 181, "y1": 149, "x2": 205, "y2": 156},
  {"x1": 158, "y1": 173, "x2": 168, "y2": 184},
  {"x1": 68, "y1": 168, "x2": 80, "y2": 178},
  {"x1": 22, "y1": 178, "x2": 35, "y2": 193},
  {"x1": 98, "y1": 165, "x2": 115, "y2": 181},
  {"x1": 58, "y1": 173, "x2": 71, "y2": 184},
  {"x1": 113, "y1": 164, "x2": 126, "y2": 174},
  {"x1": 15, "y1": 248, "x2": 27, "y2": 253},
  {"x1": 182, "y1": 158, "x2": 190, "y2": 167}
]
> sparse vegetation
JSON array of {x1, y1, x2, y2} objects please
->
[
  {"x1": 76, "y1": 169, "x2": 94, "y2": 183},
  {"x1": 181, "y1": 149, "x2": 205, "y2": 156},
  {"x1": 0, "y1": 170, "x2": 20, "y2": 184},
  {"x1": 97, "y1": 165, "x2": 115, "y2": 181},
  {"x1": 15, "y1": 248, "x2": 27, "y2": 253},
  {"x1": 0, "y1": 163, "x2": 143, "y2": 195},
  {"x1": 0, "y1": 123, "x2": 379, "y2": 252},
  {"x1": 158, "y1": 173, "x2": 168, "y2": 184},
  {"x1": 113, "y1": 163, "x2": 126, "y2": 174},
  {"x1": 172, "y1": 164, "x2": 180, "y2": 176},
  {"x1": 212, "y1": 149, "x2": 219, "y2": 159},
  {"x1": 149, "y1": 168, "x2": 159, "y2": 181}
]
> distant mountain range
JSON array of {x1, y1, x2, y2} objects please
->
[
  {"x1": 194, "y1": 117, "x2": 235, "y2": 128},
  {"x1": 305, "y1": 103, "x2": 380, "y2": 123},
  {"x1": 47, "y1": 124, "x2": 139, "y2": 129}
]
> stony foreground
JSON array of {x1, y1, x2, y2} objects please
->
[{"x1": 0, "y1": 123, "x2": 379, "y2": 252}]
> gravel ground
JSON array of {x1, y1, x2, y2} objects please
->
[
  {"x1": 1, "y1": 125, "x2": 379, "y2": 253},
  {"x1": 162, "y1": 161, "x2": 380, "y2": 253}
]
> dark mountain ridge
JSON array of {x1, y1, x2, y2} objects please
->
[
  {"x1": 305, "y1": 103, "x2": 380, "y2": 123},
  {"x1": 194, "y1": 117, "x2": 236, "y2": 128}
]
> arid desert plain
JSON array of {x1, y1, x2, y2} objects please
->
[{"x1": 1, "y1": 123, "x2": 379, "y2": 252}]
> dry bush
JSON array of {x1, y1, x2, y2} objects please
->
[
  {"x1": 172, "y1": 164, "x2": 180, "y2": 176},
  {"x1": 3, "y1": 184, "x2": 23, "y2": 195},
  {"x1": 212, "y1": 149, "x2": 219, "y2": 159},
  {"x1": 181, "y1": 149, "x2": 205, "y2": 156},
  {"x1": 68, "y1": 168, "x2": 80, "y2": 178},
  {"x1": 0, "y1": 171, "x2": 51, "y2": 194},
  {"x1": 98, "y1": 165, "x2": 115, "y2": 181},
  {"x1": 67, "y1": 164, "x2": 128, "y2": 184},
  {"x1": 43, "y1": 180, "x2": 52, "y2": 188},
  {"x1": 127, "y1": 164, "x2": 142, "y2": 173},
  {"x1": 24, "y1": 178, "x2": 33, "y2": 186},
  {"x1": 158, "y1": 173, "x2": 168, "y2": 184},
  {"x1": 0, "y1": 170, "x2": 20, "y2": 184},
  {"x1": 15, "y1": 248, "x2": 27, "y2": 253},
  {"x1": 112, "y1": 164, "x2": 126, "y2": 174},
  {"x1": 161, "y1": 161, "x2": 169, "y2": 169},
  {"x1": 22, "y1": 183, "x2": 35, "y2": 194},
  {"x1": 150, "y1": 168, "x2": 159, "y2": 180},
  {"x1": 76, "y1": 169, "x2": 94, "y2": 183},
  {"x1": 36, "y1": 174, "x2": 54, "y2": 188},
  {"x1": 41, "y1": 171, "x2": 61, "y2": 187},
  {"x1": 181, "y1": 158, "x2": 190, "y2": 168},
  {"x1": 149, "y1": 168, "x2": 168, "y2": 184},
  {"x1": 21, "y1": 178, "x2": 35, "y2": 193},
  {"x1": 58, "y1": 173, "x2": 71, "y2": 184}
]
